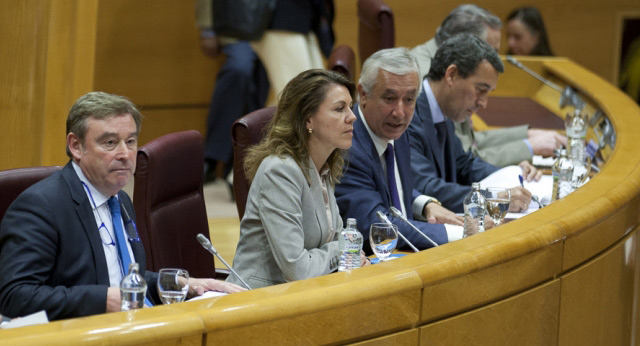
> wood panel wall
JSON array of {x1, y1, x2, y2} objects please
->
[{"x1": 1, "y1": 0, "x2": 638, "y2": 170}]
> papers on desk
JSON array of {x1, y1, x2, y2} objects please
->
[
  {"x1": 187, "y1": 290, "x2": 228, "y2": 301},
  {"x1": 479, "y1": 165, "x2": 552, "y2": 218},
  {"x1": 0, "y1": 310, "x2": 49, "y2": 329},
  {"x1": 532, "y1": 155, "x2": 555, "y2": 167}
]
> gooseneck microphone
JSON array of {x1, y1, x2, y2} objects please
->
[
  {"x1": 196, "y1": 233, "x2": 252, "y2": 290},
  {"x1": 389, "y1": 207, "x2": 439, "y2": 248},
  {"x1": 505, "y1": 55, "x2": 585, "y2": 110},
  {"x1": 375, "y1": 211, "x2": 419, "y2": 253}
]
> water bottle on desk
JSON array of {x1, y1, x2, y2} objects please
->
[
  {"x1": 463, "y1": 182, "x2": 486, "y2": 238},
  {"x1": 338, "y1": 218, "x2": 363, "y2": 271},
  {"x1": 551, "y1": 149, "x2": 574, "y2": 201},
  {"x1": 120, "y1": 262, "x2": 147, "y2": 311},
  {"x1": 565, "y1": 110, "x2": 588, "y2": 162}
]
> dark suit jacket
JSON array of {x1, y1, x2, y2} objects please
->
[
  {"x1": 0, "y1": 162, "x2": 159, "y2": 320},
  {"x1": 408, "y1": 89, "x2": 499, "y2": 213},
  {"x1": 335, "y1": 105, "x2": 448, "y2": 252},
  {"x1": 270, "y1": 0, "x2": 334, "y2": 57}
]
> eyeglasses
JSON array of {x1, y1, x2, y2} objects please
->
[{"x1": 81, "y1": 181, "x2": 141, "y2": 245}]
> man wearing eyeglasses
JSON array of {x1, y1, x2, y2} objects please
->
[{"x1": 0, "y1": 92, "x2": 244, "y2": 321}]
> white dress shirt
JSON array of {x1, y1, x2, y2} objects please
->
[{"x1": 72, "y1": 162, "x2": 135, "y2": 287}]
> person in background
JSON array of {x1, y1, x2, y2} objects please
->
[
  {"x1": 506, "y1": 6, "x2": 554, "y2": 56},
  {"x1": 251, "y1": 0, "x2": 335, "y2": 105},
  {"x1": 408, "y1": 34, "x2": 535, "y2": 213},
  {"x1": 228, "y1": 69, "x2": 368, "y2": 289},
  {"x1": 0, "y1": 92, "x2": 244, "y2": 321},
  {"x1": 195, "y1": 0, "x2": 269, "y2": 188},
  {"x1": 411, "y1": 4, "x2": 565, "y2": 168},
  {"x1": 335, "y1": 48, "x2": 466, "y2": 253}
]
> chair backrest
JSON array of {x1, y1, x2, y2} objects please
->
[
  {"x1": 328, "y1": 44, "x2": 356, "y2": 81},
  {"x1": 357, "y1": 0, "x2": 395, "y2": 66},
  {"x1": 231, "y1": 107, "x2": 277, "y2": 219},
  {"x1": 0, "y1": 166, "x2": 62, "y2": 222},
  {"x1": 133, "y1": 130, "x2": 216, "y2": 278}
]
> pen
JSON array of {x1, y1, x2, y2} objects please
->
[
  {"x1": 518, "y1": 174, "x2": 524, "y2": 187},
  {"x1": 520, "y1": 174, "x2": 543, "y2": 208}
]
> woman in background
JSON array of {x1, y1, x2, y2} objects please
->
[
  {"x1": 228, "y1": 69, "x2": 367, "y2": 289},
  {"x1": 506, "y1": 7, "x2": 554, "y2": 56}
]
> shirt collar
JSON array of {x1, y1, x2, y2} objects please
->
[
  {"x1": 72, "y1": 161, "x2": 110, "y2": 209},
  {"x1": 358, "y1": 104, "x2": 395, "y2": 157},
  {"x1": 423, "y1": 79, "x2": 445, "y2": 124}
]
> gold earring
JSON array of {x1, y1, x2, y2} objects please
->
[{"x1": 308, "y1": 128, "x2": 313, "y2": 134}]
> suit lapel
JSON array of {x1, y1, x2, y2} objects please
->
[
  {"x1": 417, "y1": 92, "x2": 446, "y2": 177},
  {"x1": 306, "y1": 160, "x2": 331, "y2": 245},
  {"x1": 353, "y1": 106, "x2": 391, "y2": 209},
  {"x1": 394, "y1": 135, "x2": 416, "y2": 213},
  {"x1": 62, "y1": 162, "x2": 110, "y2": 286}
]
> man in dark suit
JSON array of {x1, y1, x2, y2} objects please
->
[
  {"x1": 335, "y1": 48, "x2": 464, "y2": 252},
  {"x1": 408, "y1": 34, "x2": 535, "y2": 213},
  {"x1": 0, "y1": 92, "x2": 243, "y2": 321}
]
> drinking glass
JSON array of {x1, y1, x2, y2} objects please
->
[
  {"x1": 369, "y1": 223, "x2": 398, "y2": 262},
  {"x1": 157, "y1": 268, "x2": 189, "y2": 304},
  {"x1": 485, "y1": 187, "x2": 511, "y2": 226}
]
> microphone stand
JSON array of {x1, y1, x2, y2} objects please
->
[
  {"x1": 376, "y1": 211, "x2": 419, "y2": 253},
  {"x1": 506, "y1": 55, "x2": 585, "y2": 110},
  {"x1": 389, "y1": 207, "x2": 439, "y2": 248},
  {"x1": 196, "y1": 234, "x2": 252, "y2": 290}
]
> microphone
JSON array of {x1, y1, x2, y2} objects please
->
[
  {"x1": 375, "y1": 211, "x2": 419, "y2": 253},
  {"x1": 196, "y1": 233, "x2": 252, "y2": 290},
  {"x1": 389, "y1": 207, "x2": 439, "y2": 248},
  {"x1": 505, "y1": 55, "x2": 584, "y2": 110}
]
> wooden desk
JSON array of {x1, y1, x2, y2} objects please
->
[{"x1": 1, "y1": 57, "x2": 638, "y2": 346}]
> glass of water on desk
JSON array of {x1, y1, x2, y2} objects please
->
[
  {"x1": 369, "y1": 223, "x2": 398, "y2": 262},
  {"x1": 485, "y1": 187, "x2": 510, "y2": 226},
  {"x1": 158, "y1": 268, "x2": 189, "y2": 304}
]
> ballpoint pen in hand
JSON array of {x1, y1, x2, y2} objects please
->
[{"x1": 519, "y1": 174, "x2": 543, "y2": 209}]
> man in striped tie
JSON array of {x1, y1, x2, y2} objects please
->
[{"x1": 336, "y1": 48, "x2": 465, "y2": 253}]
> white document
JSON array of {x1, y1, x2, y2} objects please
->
[
  {"x1": 479, "y1": 165, "x2": 553, "y2": 218},
  {"x1": 187, "y1": 290, "x2": 228, "y2": 301},
  {"x1": 0, "y1": 310, "x2": 49, "y2": 329}
]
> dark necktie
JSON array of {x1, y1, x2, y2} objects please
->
[
  {"x1": 435, "y1": 121, "x2": 447, "y2": 153},
  {"x1": 108, "y1": 196, "x2": 132, "y2": 276},
  {"x1": 385, "y1": 143, "x2": 402, "y2": 211}
]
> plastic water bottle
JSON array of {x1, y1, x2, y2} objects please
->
[
  {"x1": 338, "y1": 218, "x2": 363, "y2": 271},
  {"x1": 551, "y1": 149, "x2": 574, "y2": 201},
  {"x1": 565, "y1": 110, "x2": 588, "y2": 162},
  {"x1": 120, "y1": 262, "x2": 147, "y2": 311},
  {"x1": 463, "y1": 182, "x2": 486, "y2": 238}
]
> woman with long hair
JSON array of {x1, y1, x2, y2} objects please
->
[
  {"x1": 228, "y1": 69, "x2": 367, "y2": 289},
  {"x1": 506, "y1": 7, "x2": 554, "y2": 56}
]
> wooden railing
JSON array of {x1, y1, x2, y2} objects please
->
[{"x1": 1, "y1": 57, "x2": 638, "y2": 346}]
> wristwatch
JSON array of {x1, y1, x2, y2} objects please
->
[{"x1": 425, "y1": 197, "x2": 442, "y2": 206}]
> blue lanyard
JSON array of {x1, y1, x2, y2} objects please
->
[{"x1": 81, "y1": 182, "x2": 141, "y2": 243}]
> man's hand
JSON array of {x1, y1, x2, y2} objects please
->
[
  {"x1": 484, "y1": 215, "x2": 495, "y2": 230},
  {"x1": 199, "y1": 35, "x2": 221, "y2": 58},
  {"x1": 508, "y1": 186, "x2": 532, "y2": 212},
  {"x1": 518, "y1": 160, "x2": 542, "y2": 181},
  {"x1": 106, "y1": 287, "x2": 121, "y2": 313},
  {"x1": 425, "y1": 203, "x2": 464, "y2": 226},
  {"x1": 187, "y1": 278, "x2": 246, "y2": 297},
  {"x1": 527, "y1": 129, "x2": 567, "y2": 157},
  {"x1": 360, "y1": 252, "x2": 371, "y2": 267}
]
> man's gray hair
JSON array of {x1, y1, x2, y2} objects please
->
[
  {"x1": 359, "y1": 47, "x2": 421, "y2": 95},
  {"x1": 66, "y1": 91, "x2": 143, "y2": 158},
  {"x1": 435, "y1": 4, "x2": 502, "y2": 46},
  {"x1": 427, "y1": 34, "x2": 504, "y2": 82}
]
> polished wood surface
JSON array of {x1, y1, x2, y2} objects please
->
[{"x1": 2, "y1": 58, "x2": 639, "y2": 345}]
